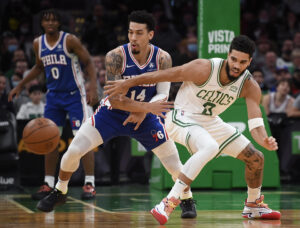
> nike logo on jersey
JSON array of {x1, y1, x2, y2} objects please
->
[
  {"x1": 41, "y1": 48, "x2": 47, "y2": 52},
  {"x1": 126, "y1": 64, "x2": 135, "y2": 68}
]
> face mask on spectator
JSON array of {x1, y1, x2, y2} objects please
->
[
  {"x1": 8, "y1": 44, "x2": 18, "y2": 53},
  {"x1": 187, "y1": 43, "x2": 197, "y2": 53},
  {"x1": 12, "y1": 80, "x2": 19, "y2": 88}
]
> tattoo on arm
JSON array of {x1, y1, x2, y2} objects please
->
[
  {"x1": 105, "y1": 50, "x2": 123, "y2": 81},
  {"x1": 244, "y1": 145, "x2": 256, "y2": 158},
  {"x1": 159, "y1": 51, "x2": 172, "y2": 70}
]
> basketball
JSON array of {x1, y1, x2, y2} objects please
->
[{"x1": 22, "y1": 117, "x2": 60, "y2": 155}]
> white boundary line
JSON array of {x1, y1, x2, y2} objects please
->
[
  {"x1": 6, "y1": 197, "x2": 34, "y2": 214},
  {"x1": 67, "y1": 196, "x2": 114, "y2": 213}
]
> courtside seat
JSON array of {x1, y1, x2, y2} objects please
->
[{"x1": 0, "y1": 109, "x2": 19, "y2": 189}]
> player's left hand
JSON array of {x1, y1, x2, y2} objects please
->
[
  {"x1": 104, "y1": 80, "x2": 129, "y2": 99},
  {"x1": 263, "y1": 136, "x2": 278, "y2": 151},
  {"x1": 123, "y1": 112, "x2": 147, "y2": 130},
  {"x1": 87, "y1": 86, "x2": 99, "y2": 106}
]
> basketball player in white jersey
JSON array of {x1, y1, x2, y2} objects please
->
[{"x1": 105, "y1": 35, "x2": 281, "y2": 224}]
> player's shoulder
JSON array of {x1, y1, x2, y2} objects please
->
[
  {"x1": 65, "y1": 32, "x2": 80, "y2": 44},
  {"x1": 241, "y1": 72, "x2": 262, "y2": 97},
  {"x1": 105, "y1": 46, "x2": 124, "y2": 60}
]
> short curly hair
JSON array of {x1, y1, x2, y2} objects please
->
[
  {"x1": 128, "y1": 10, "x2": 155, "y2": 31},
  {"x1": 229, "y1": 35, "x2": 256, "y2": 58}
]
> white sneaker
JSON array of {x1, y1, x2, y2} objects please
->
[
  {"x1": 242, "y1": 195, "x2": 281, "y2": 220},
  {"x1": 150, "y1": 197, "x2": 181, "y2": 225}
]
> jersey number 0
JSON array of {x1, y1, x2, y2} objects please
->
[{"x1": 51, "y1": 67, "x2": 59, "y2": 79}]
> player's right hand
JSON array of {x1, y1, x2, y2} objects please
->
[
  {"x1": 123, "y1": 112, "x2": 147, "y2": 130},
  {"x1": 147, "y1": 101, "x2": 174, "y2": 118},
  {"x1": 104, "y1": 80, "x2": 129, "y2": 99},
  {"x1": 8, "y1": 86, "x2": 22, "y2": 102}
]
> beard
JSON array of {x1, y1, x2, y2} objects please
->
[
  {"x1": 225, "y1": 62, "x2": 247, "y2": 82},
  {"x1": 132, "y1": 50, "x2": 140, "y2": 54}
]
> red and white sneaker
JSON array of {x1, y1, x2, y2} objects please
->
[
  {"x1": 81, "y1": 183, "x2": 96, "y2": 200},
  {"x1": 242, "y1": 195, "x2": 281, "y2": 220},
  {"x1": 150, "y1": 197, "x2": 181, "y2": 225}
]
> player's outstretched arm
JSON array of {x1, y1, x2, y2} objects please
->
[
  {"x1": 8, "y1": 38, "x2": 44, "y2": 101},
  {"x1": 242, "y1": 78, "x2": 278, "y2": 151},
  {"x1": 104, "y1": 59, "x2": 210, "y2": 98}
]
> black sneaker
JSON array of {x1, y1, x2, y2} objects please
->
[
  {"x1": 37, "y1": 188, "x2": 67, "y2": 212},
  {"x1": 180, "y1": 198, "x2": 197, "y2": 218},
  {"x1": 31, "y1": 182, "x2": 53, "y2": 200}
]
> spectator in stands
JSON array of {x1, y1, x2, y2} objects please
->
[
  {"x1": 9, "y1": 60, "x2": 29, "y2": 89},
  {"x1": 289, "y1": 48, "x2": 300, "y2": 74},
  {"x1": 262, "y1": 79, "x2": 294, "y2": 117},
  {"x1": 0, "y1": 74, "x2": 15, "y2": 114},
  {"x1": 5, "y1": 49, "x2": 27, "y2": 80},
  {"x1": 262, "y1": 79, "x2": 294, "y2": 172},
  {"x1": 13, "y1": 78, "x2": 39, "y2": 113},
  {"x1": 290, "y1": 68, "x2": 300, "y2": 97},
  {"x1": 16, "y1": 84, "x2": 45, "y2": 120},
  {"x1": 0, "y1": 32, "x2": 19, "y2": 73},
  {"x1": 251, "y1": 68, "x2": 268, "y2": 95},
  {"x1": 262, "y1": 51, "x2": 278, "y2": 89},
  {"x1": 252, "y1": 38, "x2": 272, "y2": 69},
  {"x1": 277, "y1": 39, "x2": 294, "y2": 69},
  {"x1": 293, "y1": 31, "x2": 300, "y2": 49},
  {"x1": 287, "y1": 93, "x2": 300, "y2": 118}
]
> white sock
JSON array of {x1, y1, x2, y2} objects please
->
[
  {"x1": 167, "y1": 179, "x2": 188, "y2": 199},
  {"x1": 84, "y1": 175, "x2": 95, "y2": 187},
  {"x1": 247, "y1": 186, "x2": 261, "y2": 202},
  {"x1": 55, "y1": 178, "x2": 69, "y2": 194},
  {"x1": 44, "y1": 176, "x2": 55, "y2": 188},
  {"x1": 180, "y1": 189, "x2": 193, "y2": 200}
]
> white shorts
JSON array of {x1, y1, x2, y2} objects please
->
[{"x1": 165, "y1": 109, "x2": 250, "y2": 158}]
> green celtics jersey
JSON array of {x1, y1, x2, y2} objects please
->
[{"x1": 174, "y1": 58, "x2": 250, "y2": 117}]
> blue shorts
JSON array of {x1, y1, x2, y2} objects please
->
[
  {"x1": 44, "y1": 90, "x2": 87, "y2": 130},
  {"x1": 91, "y1": 106, "x2": 168, "y2": 151}
]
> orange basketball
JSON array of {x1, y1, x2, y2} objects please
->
[{"x1": 22, "y1": 117, "x2": 60, "y2": 155}]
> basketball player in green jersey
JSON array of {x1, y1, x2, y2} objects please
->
[{"x1": 105, "y1": 35, "x2": 281, "y2": 225}]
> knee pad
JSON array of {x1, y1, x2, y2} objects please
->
[{"x1": 60, "y1": 144, "x2": 82, "y2": 172}]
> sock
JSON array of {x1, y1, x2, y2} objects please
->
[
  {"x1": 167, "y1": 179, "x2": 188, "y2": 199},
  {"x1": 180, "y1": 189, "x2": 193, "y2": 200},
  {"x1": 44, "y1": 176, "x2": 55, "y2": 188},
  {"x1": 247, "y1": 186, "x2": 261, "y2": 202},
  {"x1": 84, "y1": 175, "x2": 95, "y2": 187},
  {"x1": 55, "y1": 178, "x2": 69, "y2": 194}
]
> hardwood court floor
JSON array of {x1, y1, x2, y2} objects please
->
[{"x1": 0, "y1": 184, "x2": 299, "y2": 227}]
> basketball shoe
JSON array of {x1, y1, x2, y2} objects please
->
[
  {"x1": 180, "y1": 198, "x2": 197, "y2": 218},
  {"x1": 31, "y1": 182, "x2": 53, "y2": 200},
  {"x1": 150, "y1": 197, "x2": 181, "y2": 225},
  {"x1": 242, "y1": 195, "x2": 281, "y2": 220},
  {"x1": 81, "y1": 182, "x2": 96, "y2": 200},
  {"x1": 37, "y1": 188, "x2": 67, "y2": 212}
]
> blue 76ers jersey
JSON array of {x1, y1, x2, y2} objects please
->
[
  {"x1": 39, "y1": 31, "x2": 85, "y2": 93},
  {"x1": 121, "y1": 43, "x2": 160, "y2": 102},
  {"x1": 91, "y1": 43, "x2": 168, "y2": 151}
]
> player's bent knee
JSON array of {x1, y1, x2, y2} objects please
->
[
  {"x1": 240, "y1": 145, "x2": 264, "y2": 169},
  {"x1": 60, "y1": 144, "x2": 82, "y2": 172}
]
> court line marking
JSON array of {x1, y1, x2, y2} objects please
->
[
  {"x1": 6, "y1": 197, "x2": 34, "y2": 214},
  {"x1": 96, "y1": 192, "x2": 151, "y2": 196},
  {"x1": 67, "y1": 196, "x2": 114, "y2": 213}
]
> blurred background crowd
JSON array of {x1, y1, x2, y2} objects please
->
[{"x1": 1, "y1": 0, "x2": 300, "y2": 184}]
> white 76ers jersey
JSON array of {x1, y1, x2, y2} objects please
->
[{"x1": 174, "y1": 58, "x2": 250, "y2": 117}]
